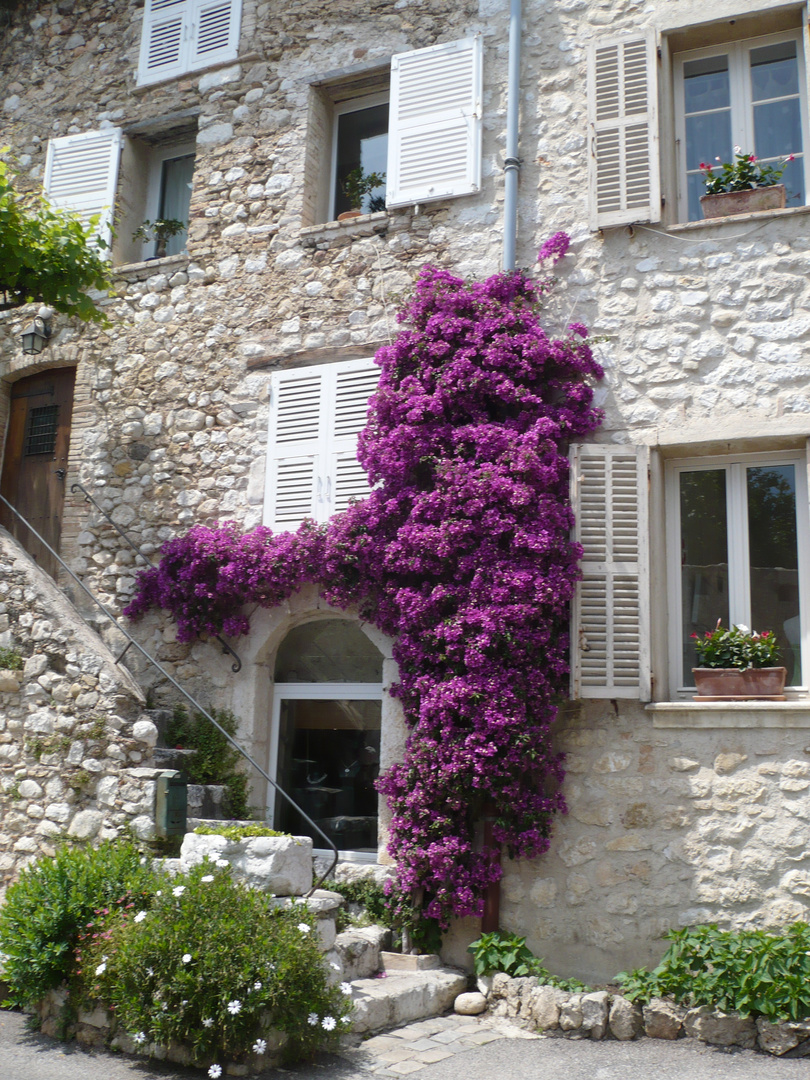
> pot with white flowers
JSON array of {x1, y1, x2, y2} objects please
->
[
  {"x1": 698, "y1": 149, "x2": 793, "y2": 219},
  {"x1": 691, "y1": 621, "x2": 787, "y2": 700}
]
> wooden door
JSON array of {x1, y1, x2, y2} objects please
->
[{"x1": 0, "y1": 368, "x2": 76, "y2": 578}]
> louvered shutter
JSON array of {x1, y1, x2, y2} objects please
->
[
  {"x1": 327, "y1": 361, "x2": 380, "y2": 514},
  {"x1": 138, "y1": 0, "x2": 189, "y2": 85},
  {"x1": 189, "y1": 0, "x2": 241, "y2": 72},
  {"x1": 386, "y1": 36, "x2": 483, "y2": 208},
  {"x1": 264, "y1": 369, "x2": 325, "y2": 532},
  {"x1": 587, "y1": 32, "x2": 660, "y2": 230},
  {"x1": 570, "y1": 443, "x2": 650, "y2": 700},
  {"x1": 43, "y1": 129, "x2": 123, "y2": 251}
]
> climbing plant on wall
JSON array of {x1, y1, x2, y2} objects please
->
[{"x1": 126, "y1": 238, "x2": 604, "y2": 930}]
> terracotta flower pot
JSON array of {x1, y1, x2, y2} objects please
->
[
  {"x1": 692, "y1": 666, "x2": 787, "y2": 701},
  {"x1": 337, "y1": 209, "x2": 363, "y2": 222},
  {"x1": 700, "y1": 184, "x2": 786, "y2": 219}
]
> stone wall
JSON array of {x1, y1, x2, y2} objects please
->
[{"x1": 0, "y1": 528, "x2": 160, "y2": 899}]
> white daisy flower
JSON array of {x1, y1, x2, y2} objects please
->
[
  {"x1": 146, "y1": 967, "x2": 154, "y2": 977},
  {"x1": 132, "y1": 1032, "x2": 146, "y2": 1045},
  {"x1": 307, "y1": 1012, "x2": 318, "y2": 1026},
  {"x1": 95, "y1": 962, "x2": 106, "y2": 976},
  {"x1": 340, "y1": 982, "x2": 352, "y2": 996},
  {"x1": 182, "y1": 953, "x2": 192, "y2": 963},
  {"x1": 297, "y1": 923, "x2": 311, "y2": 934},
  {"x1": 227, "y1": 1000, "x2": 241, "y2": 1015},
  {"x1": 253, "y1": 981, "x2": 262, "y2": 990},
  {"x1": 201, "y1": 875, "x2": 214, "y2": 883},
  {"x1": 202, "y1": 1018, "x2": 213, "y2": 1028},
  {"x1": 341, "y1": 1016, "x2": 351, "y2": 1025},
  {"x1": 216, "y1": 859, "x2": 229, "y2": 868},
  {"x1": 322, "y1": 1016, "x2": 336, "y2": 1031},
  {"x1": 134, "y1": 911, "x2": 147, "y2": 923},
  {"x1": 208, "y1": 1066, "x2": 222, "y2": 1079},
  {"x1": 252, "y1": 1039, "x2": 267, "y2": 1054},
  {"x1": 172, "y1": 885, "x2": 185, "y2": 897}
]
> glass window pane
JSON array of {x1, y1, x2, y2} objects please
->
[
  {"x1": 747, "y1": 465, "x2": 801, "y2": 685},
  {"x1": 779, "y1": 154, "x2": 805, "y2": 207},
  {"x1": 334, "y1": 103, "x2": 388, "y2": 218},
  {"x1": 753, "y1": 97, "x2": 803, "y2": 159},
  {"x1": 750, "y1": 41, "x2": 799, "y2": 101},
  {"x1": 685, "y1": 109, "x2": 733, "y2": 172},
  {"x1": 275, "y1": 698, "x2": 381, "y2": 851},
  {"x1": 683, "y1": 56, "x2": 731, "y2": 113},
  {"x1": 275, "y1": 619, "x2": 383, "y2": 682},
  {"x1": 680, "y1": 470, "x2": 729, "y2": 680},
  {"x1": 159, "y1": 154, "x2": 194, "y2": 257}
]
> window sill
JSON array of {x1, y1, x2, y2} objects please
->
[
  {"x1": 113, "y1": 254, "x2": 190, "y2": 278},
  {"x1": 132, "y1": 52, "x2": 262, "y2": 95},
  {"x1": 646, "y1": 700, "x2": 810, "y2": 729},
  {"x1": 299, "y1": 211, "x2": 392, "y2": 247},
  {"x1": 667, "y1": 203, "x2": 810, "y2": 234}
]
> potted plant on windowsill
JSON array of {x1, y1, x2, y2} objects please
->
[
  {"x1": 132, "y1": 217, "x2": 187, "y2": 259},
  {"x1": 337, "y1": 166, "x2": 386, "y2": 222},
  {"x1": 691, "y1": 620, "x2": 787, "y2": 700},
  {"x1": 699, "y1": 149, "x2": 793, "y2": 219}
]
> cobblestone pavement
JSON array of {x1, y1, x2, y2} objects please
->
[{"x1": 341, "y1": 1013, "x2": 537, "y2": 1077}]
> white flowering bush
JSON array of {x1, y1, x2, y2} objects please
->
[{"x1": 84, "y1": 861, "x2": 351, "y2": 1070}]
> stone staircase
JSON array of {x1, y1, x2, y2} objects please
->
[
  {"x1": 176, "y1": 823, "x2": 469, "y2": 1034},
  {"x1": 146, "y1": 707, "x2": 231, "y2": 819}
]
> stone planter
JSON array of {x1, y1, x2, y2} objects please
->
[
  {"x1": 692, "y1": 666, "x2": 787, "y2": 701},
  {"x1": 700, "y1": 184, "x2": 786, "y2": 219}
]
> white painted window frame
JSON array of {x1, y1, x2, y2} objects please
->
[
  {"x1": 268, "y1": 681, "x2": 384, "y2": 858},
  {"x1": 673, "y1": 28, "x2": 810, "y2": 222},
  {"x1": 665, "y1": 448, "x2": 810, "y2": 696},
  {"x1": 329, "y1": 91, "x2": 390, "y2": 222}
]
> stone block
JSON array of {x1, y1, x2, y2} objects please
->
[
  {"x1": 335, "y1": 926, "x2": 389, "y2": 981},
  {"x1": 581, "y1": 990, "x2": 610, "y2": 1039},
  {"x1": 180, "y1": 832, "x2": 313, "y2": 895},
  {"x1": 559, "y1": 994, "x2": 583, "y2": 1031},
  {"x1": 684, "y1": 1006, "x2": 757, "y2": 1049},
  {"x1": 382, "y1": 951, "x2": 440, "y2": 972},
  {"x1": 609, "y1": 995, "x2": 643, "y2": 1040},
  {"x1": 643, "y1": 998, "x2": 685, "y2": 1040},
  {"x1": 530, "y1": 984, "x2": 565, "y2": 1030},
  {"x1": 351, "y1": 969, "x2": 467, "y2": 1034}
]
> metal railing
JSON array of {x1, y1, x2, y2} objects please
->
[
  {"x1": 0, "y1": 493, "x2": 339, "y2": 891},
  {"x1": 71, "y1": 481, "x2": 242, "y2": 673}
]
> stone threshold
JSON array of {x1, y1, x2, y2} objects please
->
[{"x1": 646, "y1": 700, "x2": 810, "y2": 728}]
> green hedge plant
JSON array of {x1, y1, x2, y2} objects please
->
[
  {"x1": 468, "y1": 930, "x2": 589, "y2": 992},
  {"x1": 616, "y1": 923, "x2": 810, "y2": 1022}
]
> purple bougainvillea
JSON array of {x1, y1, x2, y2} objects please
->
[{"x1": 125, "y1": 252, "x2": 603, "y2": 928}]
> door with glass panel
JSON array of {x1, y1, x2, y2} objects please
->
[
  {"x1": 270, "y1": 620, "x2": 383, "y2": 853},
  {"x1": 669, "y1": 453, "x2": 809, "y2": 689}
]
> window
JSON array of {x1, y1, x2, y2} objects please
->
[
  {"x1": 306, "y1": 36, "x2": 483, "y2": 225},
  {"x1": 137, "y1": 141, "x2": 196, "y2": 259},
  {"x1": 138, "y1": 0, "x2": 242, "y2": 87},
  {"x1": 332, "y1": 94, "x2": 389, "y2": 219},
  {"x1": 675, "y1": 31, "x2": 808, "y2": 221},
  {"x1": 667, "y1": 452, "x2": 810, "y2": 691},
  {"x1": 263, "y1": 358, "x2": 380, "y2": 532}
]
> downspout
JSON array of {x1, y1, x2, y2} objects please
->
[
  {"x1": 502, "y1": 0, "x2": 522, "y2": 271},
  {"x1": 482, "y1": 0, "x2": 523, "y2": 936}
]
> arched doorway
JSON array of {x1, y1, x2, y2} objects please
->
[
  {"x1": 0, "y1": 367, "x2": 76, "y2": 577},
  {"x1": 270, "y1": 618, "x2": 384, "y2": 854}
]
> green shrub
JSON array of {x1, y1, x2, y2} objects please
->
[
  {"x1": 0, "y1": 841, "x2": 158, "y2": 1008},
  {"x1": 87, "y1": 861, "x2": 351, "y2": 1068},
  {"x1": 468, "y1": 931, "x2": 589, "y2": 992},
  {"x1": 166, "y1": 704, "x2": 251, "y2": 819},
  {"x1": 615, "y1": 923, "x2": 810, "y2": 1021},
  {"x1": 325, "y1": 878, "x2": 392, "y2": 931},
  {"x1": 194, "y1": 823, "x2": 287, "y2": 841}
]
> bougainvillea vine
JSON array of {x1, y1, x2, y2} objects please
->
[{"x1": 125, "y1": 248, "x2": 603, "y2": 929}]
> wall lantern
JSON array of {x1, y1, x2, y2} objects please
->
[{"x1": 21, "y1": 307, "x2": 53, "y2": 355}]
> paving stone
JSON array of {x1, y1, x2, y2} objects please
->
[
  {"x1": 430, "y1": 1029, "x2": 466, "y2": 1044},
  {"x1": 415, "y1": 1048, "x2": 454, "y2": 1063},
  {"x1": 378, "y1": 1048, "x2": 421, "y2": 1064},
  {"x1": 388, "y1": 1061, "x2": 427, "y2": 1075}
]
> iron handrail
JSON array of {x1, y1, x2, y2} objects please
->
[
  {"x1": 70, "y1": 481, "x2": 242, "y2": 673},
  {"x1": 0, "y1": 493, "x2": 339, "y2": 891}
]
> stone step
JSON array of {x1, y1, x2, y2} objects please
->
[
  {"x1": 333, "y1": 925, "x2": 390, "y2": 981},
  {"x1": 350, "y1": 968, "x2": 468, "y2": 1034}
]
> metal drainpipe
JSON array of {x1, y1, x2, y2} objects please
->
[
  {"x1": 482, "y1": 0, "x2": 524, "y2": 936},
  {"x1": 502, "y1": 0, "x2": 522, "y2": 272}
]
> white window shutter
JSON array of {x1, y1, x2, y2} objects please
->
[
  {"x1": 386, "y1": 36, "x2": 483, "y2": 208},
  {"x1": 264, "y1": 369, "x2": 325, "y2": 532},
  {"x1": 189, "y1": 0, "x2": 241, "y2": 71},
  {"x1": 327, "y1": 361, "x2": 380, "y2": 514},
  {"x1": 43, "y1": 129, "x2": 123, "y2": 251},
  {"x1": 138, "y1": 0, "x2": 189, "y2": 86},
  {"x1": 570, "y1": 443, "x2": 651, "y2": 700},
  {"x1": 587, "y1": 32, "x2": 660, "y2": 230}
]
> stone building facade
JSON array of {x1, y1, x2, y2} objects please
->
[{"x1": 2, "y1": 0, "x2": 810, "y2": 981}]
